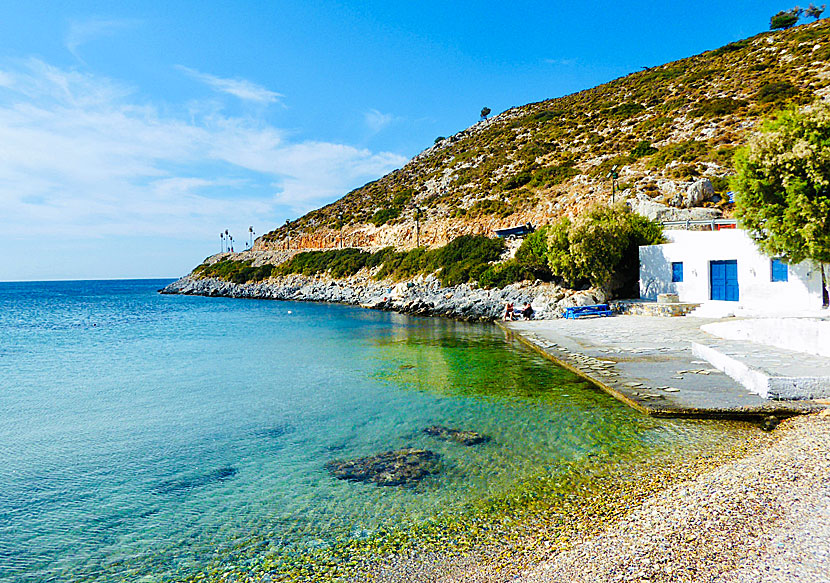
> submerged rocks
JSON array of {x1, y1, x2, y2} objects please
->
[
  {"x1": 326, "y1": 448, "x2": 440, "y2": 486},
  {"x1": 423, "y1": 425, "x2": 490, "y2": 446}
]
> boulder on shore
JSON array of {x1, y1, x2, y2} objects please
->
[
  {"x1": 326, "y1": 448, "x2": 440, "y2": 486},
  {"x1": 423, "y1": 425, "x2": 490, "y2": 445}
]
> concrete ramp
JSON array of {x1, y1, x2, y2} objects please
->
[{"x1": 692, "y1": 341, "x2": 830, "y2": 400}]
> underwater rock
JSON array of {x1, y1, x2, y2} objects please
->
[
  {"x1": 255, "y1": 424, "x2": 294, "y2": 439},
  {"x1": 423, "y1": 425, "x2": 490, "y2": 445},
  {"x1": 326, "y1": 448, "x2": 440, "y2": 486},
  {"x1": 154, "y1": 466, "x2": 237, "y2": 494}
]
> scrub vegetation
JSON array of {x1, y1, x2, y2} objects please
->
[
  {"x1": 259, "y1": 20, "x2": 830, "y2": 241},
  {"x1": 195, "y1": 206, "x2": 663, "y2": 294}
]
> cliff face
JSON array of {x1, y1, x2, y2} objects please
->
[{"x1": 249, "y1": 20, "x2": 830, "y2": 254}]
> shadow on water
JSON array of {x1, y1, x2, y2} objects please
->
[{"x1": 153, "y1": 466, "x2": 238, "y2": 495}]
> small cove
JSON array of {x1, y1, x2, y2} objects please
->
[{"x1": 0, "y1": 280, "x2": 755, "y2": 582}]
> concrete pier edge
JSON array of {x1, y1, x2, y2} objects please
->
[{"x1": 497, "y1": 321, "x2": 817, "y2": 421}]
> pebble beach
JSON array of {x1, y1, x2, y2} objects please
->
[{"x1": 366, "y1": 412, "x2": 830, "y2": 582}]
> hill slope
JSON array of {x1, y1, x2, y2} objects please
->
[{"x1": 256, "y1": 20, "x2": 830, "y2": 252}]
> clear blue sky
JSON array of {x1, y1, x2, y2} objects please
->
[{"x1": 0, "y1": 0, "x2": 792, "y2": 280}]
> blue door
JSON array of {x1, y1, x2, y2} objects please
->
[{"x1": 710, "y1": 260, "x2": 739, "y2": 301}]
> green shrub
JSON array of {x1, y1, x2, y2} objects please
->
[
  {"x1": 467, "y1": 198, "x2": 513, "y2": 218},
  {"x1": 770, "y1": 10, "x2": 800, "y2": 30},
  {"x1": 545, "y1": 204, "x2": 665, "y2": 293},
  {"x1": 479, "y1": 260, "x2": 534, "y2": 289},
  {"x1": 690, "y1": 97, "x2": 747, "y2": 118},
  {"x1": 370, "y1": 207, "x2": 401, "y2": 226},
  {"x1": 530, "y1": 163, "x2": 578, "y2": 187},
  {"x1": 630, "y1": 140, "x2": 658, "y2": 159},
  {"x1": 275, "y1": 248, "x2": 374, "y2": 278},
  {"x1": 647, "y1": 140, "x2": 709, "y2": 169},
  {"x1": 193, "y1": 259, "x2": 276, "y2": 283},
  {"x1": 500, "y1": 173, "x2": 532, "y2": 190},
  {"x1": 607, "y1": 102, "x2": 646, "y2": 118},
  {"x1": 756, "y1": 81, "x2": 799, "y2": 104},
  {"x1": 514, "y1": 226, "x2": 552, "y2": 279},
  {"x1": 428, "y1": 235, "x2": 505, "y2": 286}
]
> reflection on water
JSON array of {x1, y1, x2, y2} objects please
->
[{"x1": 0, "y1": 280, "x2": 753, "y2": 582}]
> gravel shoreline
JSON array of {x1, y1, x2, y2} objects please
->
[
  {"x1": 519, "y1": 412, "x2": 830, "y2": 583},
  {"x1": 352, "y1": 413, "x2": 829, "y2": 583}
]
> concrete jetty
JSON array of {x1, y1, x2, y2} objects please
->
[{"x1": 500, "y1": 315, "x2": 829, "y2": 420}]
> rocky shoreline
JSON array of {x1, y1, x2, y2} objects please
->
[{"x1": 160, "y1": 272, "x2": 607, "y2": 322}]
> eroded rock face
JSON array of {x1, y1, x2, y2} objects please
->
[
  {"x1": 325, "y1": 448, "x2": 440, "y2": 486},
  {"x1": 423, "y1": 425, "x2": 490, "y2": 446}
]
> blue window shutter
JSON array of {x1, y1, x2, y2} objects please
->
[
  {"x1": 771, "y1": 259, "x2": 788, "y2": 282},
  {"x1": 671, "y1": 262, "x2": 683, "y2": 282}
]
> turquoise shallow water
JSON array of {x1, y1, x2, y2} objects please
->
[{"x1": 0, "y1": 280, "x2": 748, "y2": 582}]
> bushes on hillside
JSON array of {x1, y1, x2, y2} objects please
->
[{"x1": 196, "y1": 208, "x2": 662, "y2": 297}]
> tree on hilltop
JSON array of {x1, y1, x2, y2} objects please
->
[
  {"x1": 770, "y1": 7, "x2": 803, "y2": 29},
  {"x1": 732, "y1": 101, "x2": 830, "y2": 307},
  {"x1": 480, "y1": 107, "x2": 491, "y2": 120},
  {"x1": 806, "y1": 3, "x2": 826, "y2": 19}
]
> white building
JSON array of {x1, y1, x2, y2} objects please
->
[{"x1": 639, "y1": 228, "x2": 827, "y2": 314}]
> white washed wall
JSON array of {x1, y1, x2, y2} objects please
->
[{"x1": 639, "y1": 229, "x2": 824, "y2": 311}]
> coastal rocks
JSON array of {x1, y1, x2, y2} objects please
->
[
  {"x1": 326, "y1": 448, "x2": 440, "y2": 486},
  {"x1": 423, "y1": 425, "x2": 490, "y2": 446},
  {"x1": 161, "y1": 271, "x2": 603, "y2": 322}
]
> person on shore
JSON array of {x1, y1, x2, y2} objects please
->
[
  {"x1": 503, "y1": 302, "x2": 514, "y2": 321},
  {"x1": 521, "y1": 302, "x2": 534, "y2": 320}
]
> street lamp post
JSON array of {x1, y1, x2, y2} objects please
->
[
  {"x1": 606, "y1": 165, "x2": 619, "y2": 204},
  {"x1": 414, "y1": 206, "x2": 422, "y2": 247},
  {"x1": 249, "y1": 226, "x2": 254, "y2": 249},
  {"x1": 338, "y1": 214, "x2": 343, "y2": 249},
  {"x1": 285, "y1": 219, "x2": 291, "y2": 250}
]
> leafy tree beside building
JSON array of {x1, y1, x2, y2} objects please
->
[{"x1": 732, "y1": 101, "x2": 830, "y2": 307}]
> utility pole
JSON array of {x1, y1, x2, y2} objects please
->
[
  {"x1": 249, "y1": 226, "x2": 254, "y2": 249},
  {"x1": 220, "y1": 232, "x2": 224, "y2": 253},
  {"x1": 338, "y1": 214, "x2": 343, "y2": 249},
  {"x1": 285, "y1": 219, "x2": 291, "y2": 250}
]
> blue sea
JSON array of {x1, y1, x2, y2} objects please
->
[{"x1": 0, "y1": 279, "x2": 751, "y2": 582}]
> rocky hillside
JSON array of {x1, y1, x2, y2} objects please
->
[{"x1": 255, "y1": 20, "x2": 830, "y2": 252}]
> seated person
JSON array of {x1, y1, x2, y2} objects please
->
[
  {"x1": 503, "y1": 302, "x2": 514, "y2": 321},
  {"x1": 521, "y1": 302, "x2": 534, "y2": 320}
]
